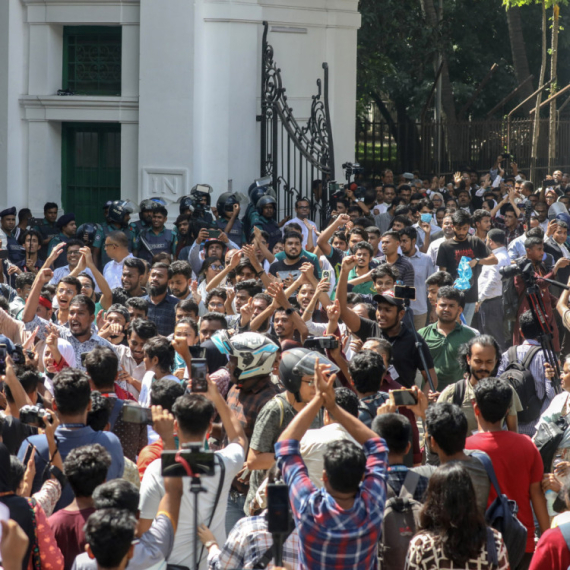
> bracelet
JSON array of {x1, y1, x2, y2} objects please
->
[
  {"x1": 204, "y1": 540, "x2": 218, "y2": 550},
  {"x1": 49, "y1": 447, "x2": 59, "y2": 464}
]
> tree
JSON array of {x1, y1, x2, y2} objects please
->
[{"x1": 506, "y1": 5, "x2": 534, "y2": 111}]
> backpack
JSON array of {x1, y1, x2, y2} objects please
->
[
  {"x1": 499, "y1": 346, "x2": 543, "y2": 424},
  {"x1": 472, "y1": 451, "x2": 527, "y2": 569},
  {"x1": 378, "y1": 471, "x2": 422, "y2": 570},
  {"x1": 501, "y1": 274, "x2": 521, "y2": 322}
]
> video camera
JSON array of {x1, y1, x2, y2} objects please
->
[
  {"x1": 499, "y1": 258, "x2": 535, "y2": 283},
  {"x1": 190, "y1": 184, "x2": 213, "y2": 215},
  {"x1": 161, "y1": 443, "x2": 216, "y2": 478},
  {"x1": 342, "y1": 162, "x2": 364, "y2": 178},
  {"x1": 304, "y1": 336, "x2": 339, "y2": 353}
]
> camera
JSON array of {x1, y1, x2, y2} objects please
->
[
  {"x1": 342, "y1": 162, "x2": 364, "y2": 177},
  {"x1": 266, "y1": 483, "x2": 294, "y2": 534},
  {"x1": 161, "y1": 443, "x2": 216, "y2": 477},
  {"x1": 20, "y1": 405, "x2": 52, "y2": 427},
  {"x1": 304, "y1": 336, "x2": 339, "y2": 350},
  {"x1": 499, "y1": 258, "x2": 535, "y2": 280}
]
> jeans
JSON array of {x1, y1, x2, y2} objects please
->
[
  {"x1": 479, "y1": 297, "x2": 506, "y2": 353},
  {"x1": 463, "y1": 302, "x2": 476, "y2": 326},
  {"x1": 225, "y1": 492, "x2": 246, "y2": 535}
]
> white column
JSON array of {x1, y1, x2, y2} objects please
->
[
  {"x1": 137, "y1": 0, "x2": 194, "y2": 205},
  {"x1": 121, "y1": 24, "x2": 139, "y2": 98},
  {"x1": 28, "y1": 23, "x2": 63, "y2": 96},
  {"x1": 121, "y1": 122, "x2": 139, "y2": 204},
  {"x1": 27, "y1": 120, "x2": 62, "y2": 217}
]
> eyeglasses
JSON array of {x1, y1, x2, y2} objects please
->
[
  {"x1": 301, "y1": 380, "x2": 315, "y2": 387},
  {"x1": 67, "y1": 250, "x2": 81, "y2": 256},
  {"x1": 211, "y1": 265, "x2": 224, "y2": 271},
  {"x1": 104, "y1": 243, "x2": 117, "y2": 248}
]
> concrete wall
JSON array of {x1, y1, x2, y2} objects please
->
[{"x1": 0, "y1": 0, "x2": 360, "y2": 216}]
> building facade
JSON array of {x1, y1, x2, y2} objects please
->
[{"x1": 0, "y1": 0, "x2": 360, "y2": 224}]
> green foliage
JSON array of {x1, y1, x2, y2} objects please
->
[{"x1": 357, "y1": 0, "x2": 570, "y2": 121}]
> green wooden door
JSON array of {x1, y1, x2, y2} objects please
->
[{"x1": 62, "y1": 122, "x2": 121, "y2": 224}]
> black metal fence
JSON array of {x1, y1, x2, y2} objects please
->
[{"x1": 356, "y1": 117, "x2": 570, "y2": 181}]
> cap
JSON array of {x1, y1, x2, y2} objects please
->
[
  {"x1": 402, "y1": 172, "x2": 414, "y2": 180},
  {"x1": 373, "y1": 289, "x2": 404, "y2": 307},
  {"x1": 56, "y1": 213, "x2": 75, "y2": 229},
  {"x1": 0, "y1": 207, "x2": 16, "y2": 218},
  {"x1": 203, "y1": 238, "x2": 225, "y2": 250}
]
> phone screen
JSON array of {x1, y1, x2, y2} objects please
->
[
  {"x1": 191, "y1": 359, "x2": 208, "y2": 392},
  {"x1": 208, "y1": 229, "x2": 221, "y2": 239},
  {"x1": 266, "y1": 484, "x2": 291, "y2": 534},
  {"x1": 121, "y1": 405, "x2": 153, "y2": 425},
  {"x1": 23, "y1": 443, "x2": 34, "y2": 466},
  {"x1": 391, "y1": 389, "x2": 418, "y2": 407}
]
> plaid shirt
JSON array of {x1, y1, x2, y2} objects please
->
[
  {"x1": 275, "y1": 437, "x2": 388, "y2": 570},
  {"x1": 142, "y1": 293, "x2": 178, "y2": 336},
  {"x1": 492, "y1": 217, "x2": 525, "y2": 245},
  {"x1": 387, "y1": 465, "x2": 429, "y2": 502},
  {"x1": 225, "y1": 377, "x2": 282, "y2": 440},
  {"x1": 207, "y1": 513, "x2": 300, "y2": 570}
]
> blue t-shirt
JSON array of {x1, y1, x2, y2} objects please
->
[{"x1": 18, "y1": 425, "x2": 124, "y2": 511}]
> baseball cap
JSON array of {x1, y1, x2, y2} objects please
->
[{"x1": 373, "y1": 289, "x2": 404, "y2": 307}]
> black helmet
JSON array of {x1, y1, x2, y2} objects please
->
[
  {"x1": 217, "y1": 193, "x2": 240, "y2": 213},
  {"x1": 77, "y1": 223, "x2": 98, "y2": 246},
  {"x1": 179, "y1": 196, "x2": 193, "y2": 214},
  {"x1": 107, "y1": 201, "x2": 130, "y2": 226},
  {"x1": 279, "y1": 348, "x2": 339, "y2": 402},
  {"x1": 256, "y1": 195, "x2": 277, "y2": 216},
  {"x1": 249, "y1": 186, "x2": 267, "y2": 206},
  {"x1": 139, "y1": 199, "x2": 159, "y2": 213}
]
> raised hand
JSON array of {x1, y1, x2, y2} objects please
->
[
  {"x1": 267, "y1": 281, "x2": 289, "y2": 308},
  {"x1": 341, "y1": 255, "x2": 357, "y2": 272},
  {"x1": 326, "y1": 299, "x2": 341, "y2": 322}
]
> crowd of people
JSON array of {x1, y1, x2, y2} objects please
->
[{"x1": 3, "y1": 159, "x2": 570, "y2": 569}]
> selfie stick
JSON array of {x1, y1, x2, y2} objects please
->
[
  {"x1": 174, "y1": 454, "x2": 207, "y2": 570},
  {"x1": 402, "y1": 300, "x2": 436, "y2": 392}
]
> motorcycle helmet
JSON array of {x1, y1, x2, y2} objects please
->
[
  {"x1": 256, "y1": 195, "x2": 277, "y2": 217},
  {"x1": 77, "y1": 223, "x2": 98, "y2": 246},
  {"x1": 217, "y1": 193, "x2": 240, "y2": 214},
  {"x1": 211, "y1": 331, "x2": 279, "y2": 384},
  {"x1": 107, "y1": 201, "x2": 130, "y2": 226},
  {"x1": 556, "y1": 212, "x2": 570, "y2": 227},
  {"x1": 279, "y1": 348, "x2": 339, "y2": 402},
  {"x1": 179, "y1": 196, "x2": 194, "y2": 215},
  {"x1": 139, "y1": 199, "x2": 159, "y2": 213}
]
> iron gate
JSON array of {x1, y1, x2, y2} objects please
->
[{"x1": 258, "y1": 21, "x2": 335, "y2": 227}]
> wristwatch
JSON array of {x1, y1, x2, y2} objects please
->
[
  {"x1": 475, "y1": 258, "x2": 481, "y2": 265},
  {"x1": 204, "y1": 540, "x2": 218, "y2": 550}
]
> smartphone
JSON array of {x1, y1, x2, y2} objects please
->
[
  {"x1": 0, "y1": 251, "x2": 8, "y2": 260},
  {"x1": 277, "y1": 270, "x2": 301, "y2": 281},
  {"x1": 394, "y1": 285, "x2": 416, "y2": 301},
  {"x1": 161, "y1": 449, "x2": 216, "y2": 477},
  {"x1": 121, "y1": 404, "x2": 153, "y2": 425},
  {"x1": 191, "y1": 358, "x2": 208, "y2": 392},
  {"x1": 543, "y1": 179, "x2": 555, "y2": 188},
  {"x1": 0, "y1": 344, "x2": 7, "y2": 375},
  {"x1": 23, "y1": 443, "x2": 34, "y2": 466},
  {"x1": 266, "y1": 483, "x2": 292, "y2": 534},
  {"x1": 208, "y1": 229, "x2": 221, "y2": 239},
  {"x1": 189, "y1": 346, "x2": 207, "y2": 359},
  {"x1": 420, "y1": 213, "x2": 432, "y2": 224},
  {"x1": 391, "y1": 389, "x2": 418, "y2": 407},
  {"x1": 322, "y1": 269, "x2": 332, "y2": 283}
]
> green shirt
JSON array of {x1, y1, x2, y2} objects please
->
[
  {"x1": 418, "y1": 322, "x2": 478, "y2": 391},
  {"x1": 347, "y1": 267, "x2": 376, "y2": 296}
]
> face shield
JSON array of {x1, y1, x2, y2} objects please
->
[{"x1": 292, "y1": 351, "x2": 340, "y2": 379}]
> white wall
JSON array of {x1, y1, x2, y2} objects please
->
[{"x1": 0, "y1": 0, "x2": 360, "y2": 214}]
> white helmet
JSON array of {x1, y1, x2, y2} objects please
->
[{"x1": 211, "y1": 331, "x2": 279, "y2": 382}]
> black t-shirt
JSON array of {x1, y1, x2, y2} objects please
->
[
  {"x1": 3, "y1": 416, "x2": 37, "y2": 456},
  {"x1": 268, "y1": 256, "x2": 319, "y2": 280},
  {"x1": 436, "y1": 236, "x2": 490, "y2": 303},
  {"x1": 354, "y1": 318, "x2": 434, "y2": 388}
]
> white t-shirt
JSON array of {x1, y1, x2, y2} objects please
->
[
  {"x1": 300, "y1": 423, "x2": 359, "y2": 488},
  {"x1": 138, "y1": 372, "x2": 179, "y2": 407},
  {"x1": 139, "y1": 443, "x2": 245, "y2": 570}
]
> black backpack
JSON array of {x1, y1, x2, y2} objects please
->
[{"x1": 499, "y1": 346, "x2": 543, "y2": 424}]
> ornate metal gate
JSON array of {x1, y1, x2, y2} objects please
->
[{"x1": 258, "y1": 21, "x2": 335, "y2": 226}]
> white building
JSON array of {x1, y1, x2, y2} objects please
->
[{"x1": 0, "y1": 0, "x2": 360, "y2": 224}]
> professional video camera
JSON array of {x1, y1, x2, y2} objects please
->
[
  {"x1": 499, "y1": 258, "x2": 536, "y2": 282},
  {"x1": 189, "y1": 184, "x2": 213, "y2": 215},
  {"x1": 20, "y1": 405, "x2": 52, "y2": 427},
  {"x1": 342, "y1": 162, "x2": 364, "y2": 179}
]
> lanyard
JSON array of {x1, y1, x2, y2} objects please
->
[{"x1": 388, "y1": 465, "x2": 409, "y2": 473}]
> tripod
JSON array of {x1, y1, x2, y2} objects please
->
[
  {"x1": 403, "y1": 301, "x2": 436, "y2": 392},
  {"x1": 525, "y1": 278, "x2": 565, "y2": 391},
  {"x1": 189, "y1": 475, "x2": 207, "y2": 570}
]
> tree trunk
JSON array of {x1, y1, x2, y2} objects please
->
[
  {"x1": 419, "y1": 0, "x2": 459, "y2": 167},
  {"x1": 549, "y1": 4, "x2": 560, "y2": 169},
  {"x1": 506, "y1": 5, "x2": 534, "y2": 113},
  {"x1": 531, "y1": 0, "x2": 547, "y2": 182}
]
